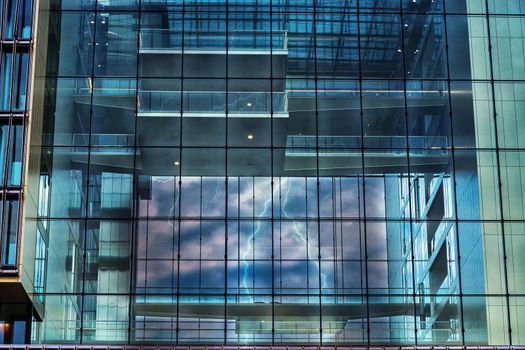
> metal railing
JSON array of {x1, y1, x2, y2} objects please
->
[
  {"x1": 286, "y1": 136, "x2": 449, "y2": 155},
  {"x1": 72, "y1": 134, "x2": 135, "y2": 153},
  {"x1": 139, "y1": 91, "x2": 287, "y2": 114},
  {"x1": 140, "y1": 29, "x2": 288, "y2": 51}
]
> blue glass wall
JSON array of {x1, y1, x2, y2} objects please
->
[
  {"x1": 0, "y1": 0, "x2": 32, "y2": 272},
  {"x1": 26, "y1": 0, "x2": 525, "y2": 346}
]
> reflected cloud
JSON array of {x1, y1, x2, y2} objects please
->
[{"x1": 136, "y1": 175, "x2": 388, "y2": 294}]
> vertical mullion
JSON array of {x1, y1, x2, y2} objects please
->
[
  {"x1": 13, "y1": 0, "x2": 19, "y2": 39},
  {"x1": 176, "y1": 0, "x2": 186, "y2": 344},
  {"x1": 355, "y1": 0, "x2": 370, "y2": 345},
  {"x1": 269, "y1": 0, "x2": 276, "y2": 345},
  {"x1": 440, "y1": 2, "x2": 467, "y2": 345},
  {"x1": 80, "y1": 0, "x2": 100, "y2": 343},
  {"x1": 224, "y1": 0, "x2": 229, "y2": 344},
  {"x1": 312, "y1": 0, "x2": 323, "y2": 345},
  {"x1": 1, "y1": 118, "x2": 11, "y2": 188},
  {"x1": 8, "y1": 44, "x2": 16, "y2": 112},
  {"x1": 0, "y1": 0, "x2": 4, "y2": 39},
  {"x1": 199, "y1": 176, "x2": 203, "y2": 302},
  {"x1": 128, "y1": 0, "x2": 142, "y2": 343},
  {"x1": 483, "y1": 0, "x2": 513, "y2": 344},
  {"x1": 399, "y1": 4, "x2": 419, "y2": 345}
]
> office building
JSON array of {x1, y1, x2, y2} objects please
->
[{"x1": 0, "y1": 0, "x2": 524, "y2": 346}]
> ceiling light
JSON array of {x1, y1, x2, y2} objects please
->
[
  {"x1": 247, "y1": 134, "x2": 254, "y2": 140},
  {"x1": 174, "y1": 161, "x2": 180, "y2": 166},
  {"x1": 247, "y1": 102, "x2": 253, "y2": 107}
]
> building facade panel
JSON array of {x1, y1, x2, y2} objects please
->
[{"x1": 0, "y1": 0, "x2": 525, "y2": 346}]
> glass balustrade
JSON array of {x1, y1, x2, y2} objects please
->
[{"x1": 140, "y1": 29, "x2": 287, "y2": 51}]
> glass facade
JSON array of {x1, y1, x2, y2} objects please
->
[
  {"x1": 0, "y1": 0, "x2": 32, "y2": 273},
  {"x1": 0, "y1": 0, "x2": 523, "y2": 346}
]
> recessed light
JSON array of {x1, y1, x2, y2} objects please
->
[{"x1": 247, "y1": 134, "x2": 254, "y2": 140}]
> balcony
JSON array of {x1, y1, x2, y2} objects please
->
[
  {"x1": 140, "y1": 29, "x2": 288, "y2": 53},
  {"x1": 137, "y1": 91, "x2": 290, "y2": 171},
  {"x1": 70, "y1": 134, "x2": 136, "y2": 173},
  {"x1": 138, "y1": 91, "x2": 288, "y2": 116},
  {"x1": 284, "y1": 135, "x2": 450, "y2": 174},
  {"x1": 139, "y1": 30, "x2": 288, "y2": 79}
]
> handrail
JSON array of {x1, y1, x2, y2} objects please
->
[
  {"x1": 286, "y1": 135, "x2": 449, "y2": 154},
  {"x1": 139, "y1": 29, "x2": 288, "y2": 50}
]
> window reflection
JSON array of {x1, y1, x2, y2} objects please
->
[
  {"x1": 13, "y1": 50, "x2": 28, "y2": 111},
  {"x1": 0, "y1": 52, "x2": 13, "y2": 110},
  {"x1": 18, "y1": 0, "x2": 32, "y2": 39},
  {"x1": 0, "y1": 123, "x2": 23, "y2": 186},
  {"x1": 3, "y1": 0, "x2": 16, "y2": 38},
  {"x1": 0, "y1": 196, "x2": 19, "y2": 266},
  {"x1": 24, "y1": 0, "x2": 525, "y2": 345}
]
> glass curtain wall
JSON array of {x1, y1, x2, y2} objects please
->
[
  {"x1": 0, "y1": 0, "x2": 32, "y2": 273},
  {"x1": 28, "y1": 0, "x2": 525, "y2": 346}
]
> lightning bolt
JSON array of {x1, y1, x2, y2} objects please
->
[
  {"x1": 240, "y1": 178, "x2": 277, "y2": 301},
  {"x1": 151, "y1": 176, "x2": 179, "y2": 229},
  {"x1": 203, "y1": 179, "x2": 221, "y2": 205},
  {"x1": 239, "y1": 177, "x2": 328, "y2": 301},
  {"x1": 281, "y1": 178, "x2": 328, "y2": 290}
]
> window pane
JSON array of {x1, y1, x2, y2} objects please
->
[
  {"x1": 0, "y1": 52, "x2": 13, "y2": 110},
  {"x1": 3, "y1": 0, "x2": 16, "y2": 38},
  {"x1": 18, "y1": 0, "x2": 32, "y2": 38},
  {"x1": 1, "y1": 197, "x2": 19, "y2": 266},
  {"x1": 13, "y1": 50, "x2": 28, "y2": 111},
  {"x1": 8, "y1": 125, "x2": 23, "y2": 186}
]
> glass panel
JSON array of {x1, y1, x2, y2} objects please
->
[
  {"x1": 509, "y1": 297, "x2": 525, "y2": 344},
  {"x1": 0, "y1": 52, "x2": 13, "y2": 110},
  {"x1": 1, "y1": 197, "x2": 19, "y2": 266},
  {"x1": 94, "y1": 12, "x2": 138, "y2": 77},
  {"x1": 24, "y1": 0, "x2": 525, "y2": 345},
  {"x1": 18, "y1": 0, "x2": 32, "y2": 38},
  {"x1": 50, "y1": 11, "x2": 94, "y2": 77},
  {"x1": 34, "y1": 227, "x2": 47, "y2": 297},
  {"x1": 3, "y1": 0, "x2": 17, "y2": 38},
  {"x1": 0, "y1": 124, "x2": 8, "y2": 184},
  {"x1": 490, "y1": 16, "x2": 525, "y2": 80},
  {"x1": 503, "y1": 222, "x2": 525, "y2": 294},
  {"x1": 7, "y1": 124, "x2": 23, "y2": 186},
  {"x1": 13, "y1": 50, "x2": 28, "y2": 111},
  {"x1": 495, "y1": 82, "x2": 525, "y2": 149}
]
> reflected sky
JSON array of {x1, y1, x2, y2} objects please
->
[{"x1": 136, "y1": 176, "x2": 387, "y2": 297}]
